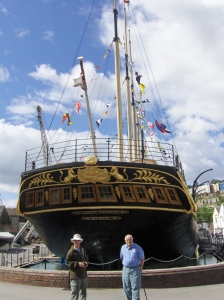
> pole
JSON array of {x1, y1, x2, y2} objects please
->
[
  {"x1": 77, "y1": 57, "x2": 97, "y2": 157},
  {"x1": 113, "y1": 0, "x2": 123, "y2": 161}
]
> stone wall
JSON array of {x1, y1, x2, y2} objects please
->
[{"x1": 0, "y1": 262, "x2": 224, "y2": 288}]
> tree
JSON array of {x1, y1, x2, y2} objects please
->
[{"x1": 197, "y1": 206, "x2": 213, "y2": 223}]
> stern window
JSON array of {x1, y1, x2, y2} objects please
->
[
  {"x1": 133, "y1": 186, "x2": 151, "y2": 203},
  {"x1": 152, "y1": 187, "x2": 169, "y2": 204},
  {"x1": 164, "y1": 188, "x2": 181, "y2": 205},
  {"x1": 78, "y1": 185, "x2": 96, "y2": 203},
  {"x1": 120, "y1": 185, "x2": 136, "y2": 202},
  {"x1": 49, "y1": 188, "x2": 60, "y2": 205},
  {"x1": 35, "y1": 190, "x2": 44, "y2": 206},
  {"x1": 26, "y1": 192, "x2": 34, "y2": 208},
  {"x1": 61, "y1": 187, "x2": 72, "y2": 204},
  {"x1": 96, "y1": 185, "x2": 117, "y2": 202}
]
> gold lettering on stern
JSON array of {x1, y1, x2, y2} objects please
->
[
  {"x1": 82, "y1": 216, "x2": 121, "y2": 220},
  {"x1": 72, "y1": 210, "x2": 129, "y2": 215}
]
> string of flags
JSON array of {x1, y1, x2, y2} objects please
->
[{"x1": 62, "y1": 113, "x2": 72, "y2": 125}]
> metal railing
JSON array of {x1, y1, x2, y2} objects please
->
[
  {"x1": 24, "y1": 138, "x2": 185, "y2": 177},
  {"x1": 0, "y1": 245, "x2": 52, "y2": 267}
]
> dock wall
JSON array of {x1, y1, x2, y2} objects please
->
[{"x1": 0, "y1": 262, "x2": 224, "y2": 288}]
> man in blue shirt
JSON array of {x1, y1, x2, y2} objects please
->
[{"x1": 120, "y1": 234, "x2": 145, "y2": 300}]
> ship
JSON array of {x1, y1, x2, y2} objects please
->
[{"x1": 17, "y1": 0, "x2": 198, "y2": 269}]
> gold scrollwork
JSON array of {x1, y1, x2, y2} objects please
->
[
  {"x1": 44, "y1": 191, "x2": 49, "y2": 202},
  {"x1": 115, "y1": 186, "x2": 121, "y2": 198},
  {"x1": 28, "y1": 173, "x2": 56, "y2": 187},
  {"x1": 131, "y1": 169, "x2": 170, "y2": 184},
  {"x1": 73, "y1": 188, "x2": 77, "y2": 200},
  {"x1": 148, "y1": 188, "x2": 154, "y2": 200}
]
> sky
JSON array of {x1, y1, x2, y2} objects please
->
[{"x1": 0, "y1": 0, "x2": 224, "y2": 208}]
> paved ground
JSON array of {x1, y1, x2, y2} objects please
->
[{"x1": 0, "y1": 281, "x2": 224, "y2": 300}]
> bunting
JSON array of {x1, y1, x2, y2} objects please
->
[
  {"x1": 155, "y1": 120, "x2": 171, "y2": 133},
  {"x1": 62, "y1": 113, "x2": 72, "y2": 125}
]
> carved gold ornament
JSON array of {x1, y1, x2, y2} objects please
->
[
  {"x1": 84, "y1": 156, "x2": 98, "y2": 166},
  {"x1": 109, "y1": 166, "x2": 128, "y2": 182},
  {"x1": 44, "y1": 191, "x2": 49, "y2": 202},
  {"x1": 115, "y1": 186, "x2": 121, "y2": 198},
  {"x1": 60, "y1": 168, "x2": 77, "y2": 183},
  {"x1": 131, "y1": 169, "x2": 170, "y2": 184},
  {"x1": 73, "y1": 188, "x2": 77, "y2": 200},
  {"x1": 28, "y1": 173, "x2": 56, "y2": 187},
  {"x1": 148, "y1": 188, "x2": 154, "y2": 200},
  {"x1": 77, "y1": 166, "x2": 110, "y2": 183}
]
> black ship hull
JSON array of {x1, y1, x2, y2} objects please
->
[{"x1": 18, "y1": 158, "x2": 198, "y2": 269}]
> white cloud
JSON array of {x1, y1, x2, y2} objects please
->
[
  {"x1": 0, "y1": 4, "x2": 7, "y2": 13},
  {"x1": 0, "y1": 65, "x2": 10, "y2": 82},
  {"x1": 16, "y1": 28, "x2": 30, "y2": 38},
  {"x1": 42, "y1": 30, "x2": 55, "y2": 43}
]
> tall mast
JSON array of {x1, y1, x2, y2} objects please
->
[
  {"x1": 124, "y1": 2, "x2": 132, "y2": 161},
  {"x1": 77, "y1": 57, "x2": 97, "y2": 157},
  {"x1": 113, "y1": 0, "x2": 123, "y2": 161},
  {"x1": 128, "y1": 30, "x2": 138, "y2": 159}
]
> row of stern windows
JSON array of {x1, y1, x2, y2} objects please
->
[{"x1": 25, "y1": 184, "x2": 182, "y2": 208}]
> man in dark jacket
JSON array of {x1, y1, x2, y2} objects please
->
[{"x1": 66, "y1": 234, "x2": 88, "y2": 300}]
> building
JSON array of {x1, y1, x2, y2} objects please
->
[
  {"x1": 0, "y1": 206, "x2": 14, "y2": 249},
  {"x1": 213, "y1": 204, "x2": 224, "y2": 235}
]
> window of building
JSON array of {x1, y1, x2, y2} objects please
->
[
  {"x1": 61, "y1": 187, "x2": 72, "y2": 204},
  {"x1": 78, "y1": 185, "x2": 96, "y2": 203},
  {"x1": 133, "y1": 186, "x2": 151, "y2": 203},
  {"x1": 164, "y1": 188, "x2": 181, "y2": 205},
  {"x1": 95, "y1": 185, "x2": 117, "y2": 202},
  {"x1": 120, "y1": 185, "x2": 137, "y2": 202},
  {"x1": 49, "y1": 188, "x2": 60, "y2": 205},
  {"x1": 151, "y1": 187, "x2": 169, "y2": 204},
  {"x1": 26, "y1": 192, "x2": 34, "y2": 207},
  {"x1": 35, "y1": 190, "x2": 44, "y2": 206}
]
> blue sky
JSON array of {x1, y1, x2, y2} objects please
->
[{"x1": 1, "y1": 0, "x2": 224, "y2": 207}]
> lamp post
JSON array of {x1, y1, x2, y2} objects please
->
[
  {"x1": 192, "y1": 168, "x2": 213, "y2": 202},
  {"x1": 193, "y1": 180, "x2": 209, "y2": 198}
]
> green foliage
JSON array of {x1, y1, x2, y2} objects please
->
[
  {"x1": 210, "y1": 179, "x2": 223, "y2": 184},
  {"x1": 197, "y1": 205, "x2": 213, "y2": 223}
]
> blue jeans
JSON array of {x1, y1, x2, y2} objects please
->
[
  {"x1": 122, "y1": 266, "x2": 141, "y2": 300},
  {"x1": 70, "y1": 278, "x2": 87, "y2": 300}
]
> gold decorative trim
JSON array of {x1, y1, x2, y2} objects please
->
[
  {"x1": 115, "y1": 186, "x2": 121, "y2": 198},
  {"x1": 29, "y1": 173, "x2": 56, "y2": 187},
  {"x1": 130, "y1": 169, "x2": 170, "y2": 184},
  {"x1": 21, "y1": 205, "x2": 190, "y2": 217},
  {"x1": 148, "y1": 188, "x2": 154, "y2": 200},
  {"x1": 77, "y1": 166, "x2": 110, "y2": 183},
  {"x1": 109, "y1": 166, "x2": 128, "y2": 181},
  {"x1": 73, "y1": 188, "x2": 77, "y2": 200},
  {"x1": 60, "y1": 168, "x2": 77, "y2": 183}
]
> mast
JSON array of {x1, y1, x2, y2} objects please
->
[
  {"x1": 113, "y1": 0, "x2": 123, "y2": 161},
  {"x1": 77, "y1": 57, "x2": 97, "y2": 157},
  {"x1": 124, "y1": 2, "x2": 132, "y2": 161},
  {"x1": 128, "y1": 30, "x2": 138, "y2": 160}
]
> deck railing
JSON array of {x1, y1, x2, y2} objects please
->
[{"x1": 24, "y1": 138, "x2": 185, "y2": 178}]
